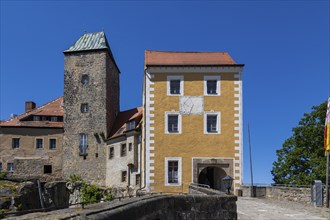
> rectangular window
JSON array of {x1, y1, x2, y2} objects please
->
[
  {"x1": 165, "y1": 157, "x2": 182, "y2": 186},
  {"x1": 136, "y1": 174, "x2": 141, "y2": 186},
  {"x1": 126, "y1": 120, "x2": 136, "y2": 131},
  {"x1": 44, "y1": 165, "x2": 52, "y2": 174},
  {"x1": 7, "y1": 163, "x2": 14, "y2": 172},
  {"x1": 36, "y1": 138, "x2": 43, "y2": 149},
  {"x1": 12, "y1": 138, "x2": 20, "y2": 149},
  {"x1": 207, "y1": 115, "x2": 217, "y2": 132},
  {"x1": 204, "y1": 76, "x2": 220, "y2": 96},
  {"x1": 167, "y1": 76, "x2": 184, "y2": 96},
  {"x1": 207, "y1": 80, "x2": 217, "y2": 94},
  {"x1": 50, "y1": 116, "x2": 57, "y2": 122},
  {"x1": 49, "y1": 139, "x2": 56, "y2": 150},
  {"x1": 168, "y1": 161, "x2": 178, "y2": 183},
  {"x1": 81, "y1": 103, "x2": 89, "y2": 113},
  {"x1": 79, "y1": 133, "x2": 88, "y2": 155},
  {"x1": 170, "y1": 80, "x2": 181, "y2": 94},
  {"x1": 165, "y1": 112, "x2": 181, "y2": 134},
  {"x1": 129, "y1": 143, "x2": 132, "y2": 151},
  {"x1": 168, "y1": 115, "x2": 178, "y2": 132},
  {"x1": 121, "y1": 171, "x2": 127, "y2": 182},
  {"x1": 109, "y1": 147, "x2": 114, "y2": 159},
  {"x1": 204, "y1": 112, "x2": 221, "y2": 134},
  {"x1": 0, "y1": 163, "x2": 2, "y2": 171},
  {"x1": 121, "y1": 144, "x2": 127, "y2": 157}
]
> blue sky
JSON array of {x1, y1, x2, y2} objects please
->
[{"x1": 1, "y1": 1, "x2": 329, "y2": 184}]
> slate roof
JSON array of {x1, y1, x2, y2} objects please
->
[
  {"x1": 64, "y1": 32, "x2": 120, "y2": 73},
  {"x1": 109, "y1": 107, "x2": 143, "y2": 139},
  {"x1": 0, "y1": 97, "x2": 64, "y2": 128},
  {"x1": 145, "y1": 50, "x2": 243, "y2": 66}
]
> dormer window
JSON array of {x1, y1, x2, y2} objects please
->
[
  {"x1": 126, "y1": 120, "x2": 136, "y2": 131},
  {"x1": 81, "y1": 74, "x2": 89, "y2": 85},
  {"x1": 33, "y1": 116, "x2": 40, "y2": 121}
]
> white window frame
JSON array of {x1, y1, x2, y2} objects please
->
[
  {"x1": 204, "y1": 76, "x2": 221, "y2": 96},
  {"x1": 204, "y1": 112, "x2": 221, "y2": 134},
  {"x1": 165, "y1": 157, "x2": 182, "y2": 186},
  {"x1": 167, "y1": 75, "x2": 184, "y2": 96},
  {"x1": 165, "y1": 112, "x2": 182, "y2": 134}
]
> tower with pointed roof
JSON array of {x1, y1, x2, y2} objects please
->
[{"x1": 62, "y1": 32, "x2": 120, "y2": 185}]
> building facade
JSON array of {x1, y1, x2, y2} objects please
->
[
  {"x1": 143, "y1": 51, "x2": 244, "y2": 193},
  {"x1": 106, "y1": 107, "x2": 143, "y2": 189},
  {"x1": 0, "y1": 98, "x2": 64, "y2": 181}
]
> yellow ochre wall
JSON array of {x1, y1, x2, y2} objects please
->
[{"x1": 150, "y1": 72, "x2": 240, "y2": 193}]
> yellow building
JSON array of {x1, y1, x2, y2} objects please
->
[{"x1": 143, "y1": 51, "x2": 244, "y2": 194}]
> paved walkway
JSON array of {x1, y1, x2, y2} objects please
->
[{"x1": 237, "y1": 197, "x2": 330, "y2": 219}]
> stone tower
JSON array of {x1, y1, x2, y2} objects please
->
[{"x1": 62, "y1": 32, "x2": 120, "y2": 185}]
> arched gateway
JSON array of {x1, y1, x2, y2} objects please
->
[{"x1": 198, "y1": 166, "x2": 227, "y2": 191}]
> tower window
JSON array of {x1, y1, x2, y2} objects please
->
[
  {"x1": 79, "y1": 133, "x2": 88, "y2": 156},
  {"x1": 81, "y1": 74, "x2": 89, "y2": 85},
  {"x1": 81, "y1": 103, "x2": 89, "y2": 113}
]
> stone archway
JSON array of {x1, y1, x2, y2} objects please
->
[{"x1": 198, "y1": 166, "x2": 227, "y2": 191}]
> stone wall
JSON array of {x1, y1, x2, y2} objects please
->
[
  {"x1": 0, "y1": 180, "x2": 69, "y2": 214},
  {"x1": 10, "y1": 194, "x2": 237, "y2": 220},
  {"x1": 239, "y1": 185, "x2": 327, "y2": 206}
]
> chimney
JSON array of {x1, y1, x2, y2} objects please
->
[{"x1": 25, "y1": 101, "x2": 36, "y2": 112}]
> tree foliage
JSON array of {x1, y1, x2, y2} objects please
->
[{"x1": 271, "y1": 101, "x2": 327, "y2": 185}]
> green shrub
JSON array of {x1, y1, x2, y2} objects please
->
[
  {"x1": 81, "y1": 184, "x2": 102, "y2": 205},
  {"x1": 0, "y1": 172, "x2": 7, "y2": 180}
]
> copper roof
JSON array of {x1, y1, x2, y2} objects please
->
[
  {"x1": 64, "y1": 32, "x2": 120, "y2": 73},
  {"x1": 109, "y1": 107, "x2": 143, "y2": 139},
  {"x1": 64, "y1": 32, "x2": 109, "y2": 53},
  {"x1": 145, "y1": 50, "x2": 242, "y2": 66},
  {"x1": 0, "y1": 97, "x2": 64, "y2": 128}
]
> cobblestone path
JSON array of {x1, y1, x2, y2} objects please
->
[{"x1": 237, "y1": 197, "x2": 330, "y2": 219}]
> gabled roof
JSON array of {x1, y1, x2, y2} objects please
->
[
  {"x1": 109, "y1": 107, "x2": 143, "y2": 139},
  {"x1": 64, "y1": 32, "x2": 120, "y2": 73},
  {"x1": 145, "y1": 50, "x2": 243, "y2": 66},
  {"x1": 0, "y1": 97, "x2": 64, "y2": 128}
]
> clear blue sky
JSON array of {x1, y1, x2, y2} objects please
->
[{"x1": 1, "y1": 1, "x2": 329, "y2": 185}]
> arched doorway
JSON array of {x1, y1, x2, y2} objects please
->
[{"x1": 198, "y1": 166, "x2": 227, "y2": 191}]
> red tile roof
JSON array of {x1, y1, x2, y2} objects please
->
[
  {"x1": 109, "y1": 107, "x2": 143, "y2": 139},
  {"x1": 0, "y1": 97, "x2": 64, "y2": 128},
  {"x1": 145, "y1": 50, "x2": 241, "y2": 66}
]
